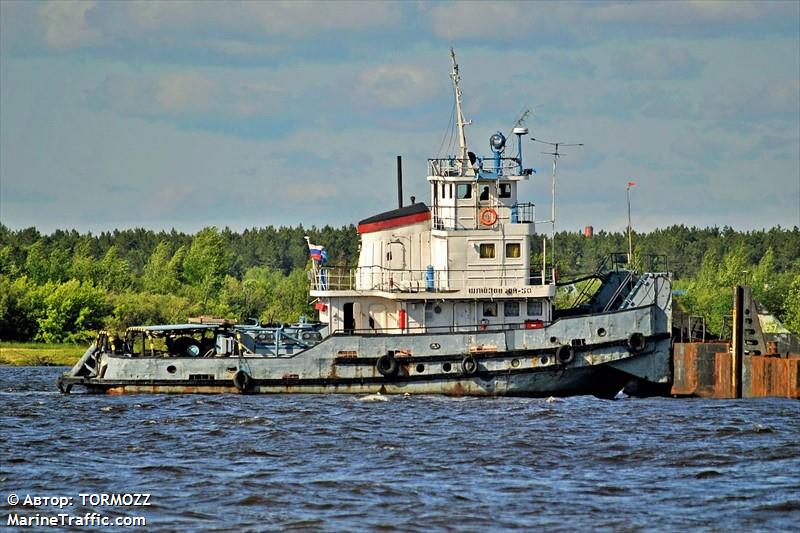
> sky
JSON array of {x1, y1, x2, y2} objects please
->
[{"x1": 1, "y1": 0, "x2": 798, "y2": 236}]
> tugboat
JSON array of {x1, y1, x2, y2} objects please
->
[{"x1": 58, "y1": 50, "x2": 673, "y2": 398}]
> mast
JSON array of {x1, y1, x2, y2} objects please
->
[{"x1": 450, "y1": 48, "x2": 470, "y2": 175}]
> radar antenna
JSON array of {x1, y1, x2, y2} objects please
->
[
  {"x1": 512, "y1": 109, "x2": 531, "y2": 130},
  {"x1": 531, "y1": 137, "x2": 583, "y2": 277}
]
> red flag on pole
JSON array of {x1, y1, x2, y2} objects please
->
[{"x1": 627, "y1": 181, "x2": 636, "y2": 187}]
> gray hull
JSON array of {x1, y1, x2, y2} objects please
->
[{"x1": 58, "y1": 305, "x2": 672, "y2": 398}]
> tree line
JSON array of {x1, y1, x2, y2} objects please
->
[{"x1": 0, "y1": 223, "x2": 798, "y2": 342}]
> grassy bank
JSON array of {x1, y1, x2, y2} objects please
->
[{"x1": 0, "y1": 342, "x2": 85, "y2": 366}]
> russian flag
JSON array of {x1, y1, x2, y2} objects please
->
[
  {"x1": 308, "y1": 243, "x2": 327, "y2": 264},
  {"x1": 309, "y1": 244, "x2": 323, "y2": 261}
]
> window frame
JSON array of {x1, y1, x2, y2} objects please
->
[
  {"x1": 527, "y1": 299, "x2": 543, "y2": 316},
  {"x1": 505, "y1": 242, "x2": 521, "y2": 259},
  {"x1": 479, "y1": 243, "x2": 496, "y2": 259},
  {"x1": 504, "y1": 301, "x2": 520, "y2": 317}
]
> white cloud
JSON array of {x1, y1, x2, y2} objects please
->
[
  {"x1": 612, "y1": 46, "x2": 705, "y2": 80},
  {"x1": 38, "y1": 0, "x2": 101, "y2": 50},
  {"x1": 245, "y1": 1, "x2": 401, "y2": 35},
  {"x1": 156, "y1": 71, "x2": 216, "y2": 115},
  {"x1": 596, "y1": 0, "x2": 765, "y2": 25},
  {"x1": 196, "y1": 39, "x2": 283, "y2": 58},
  {"x1": 356, "y1": 65, "x2": 439, "y2": 108},
  {"x1": 427, "y1": 2, "x2": 526, "y2": 40},
  {"x1": 702, "y1": 79, "x2": 800, "y2": 121}
]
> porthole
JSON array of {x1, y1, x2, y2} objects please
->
[
  {"x1": 167, "y1": 365, "x2": 177, "y2": 374},
  {"x1": 442, "y1": 362, "x2": 452, "y2": 372},
  {"x1": 540, "y1": 356, "x2": 549, "y2": 365},
  {"x1": 434, "y1": 305, "x2": 442, "y2": 314},
  {"x1": 416, "y1": 364, "x2": 425, "y2": 373},
  {"x1": 430, "y1": 342, "x2": 441, "y2": 350},
  {"x1": 549, "y1": 336, "x2": 558, "y2": 344},
  {"x1": 597, "y1": 328, "x2": 607, "y2": 337},
  {"x1": 511, "y1": 359, "x2": 520, "y2": 368}
]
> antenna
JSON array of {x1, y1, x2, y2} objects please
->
[
  {"x1": 531, "y1": 138, "x2": 583, "y2": 279},
  {"x1": 512, "y1": 109, "x2": 531, "y2": 131},
  {"x1": 449, "y1": 48, "x2": 472, "y2": 175}
]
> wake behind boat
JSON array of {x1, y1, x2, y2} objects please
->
[{"x1": 58, "y1": 50, "x2": 673, "y2": 398}]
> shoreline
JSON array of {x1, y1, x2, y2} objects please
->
[{"x1": 0, "y1": 343, "x2": 83, "y2": 367}]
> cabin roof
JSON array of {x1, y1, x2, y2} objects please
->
[{"x1": 357, "y1": 202, "x2": 430, "y2": 234}]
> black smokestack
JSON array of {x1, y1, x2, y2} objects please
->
[{"x1": 397, "y1": 155, "x2": 403, "y2": 209}]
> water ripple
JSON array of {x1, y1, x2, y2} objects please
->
[{"x1": 1, "y1": 367, "x2": 798, "y2": 531}]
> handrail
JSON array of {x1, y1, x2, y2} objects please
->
[
  {"x1": 603, "y1": 270, "x2": 635, "y2": 312},
  {"x1": 428, "y1": 156, "x2": 523, "y2": 177},
  {"x1": 310, "y1": 264, "x2": 553, "y2": 292}
]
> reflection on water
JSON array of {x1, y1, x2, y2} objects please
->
[{"x1": 1, "y1": 367, "x2": 799, "y2": 531}]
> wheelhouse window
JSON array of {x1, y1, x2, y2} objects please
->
[
  {"x1": 482, "y1": 302, "x2": 497, "y2": 317},
  {"x1": 504, "y1": 301, "x2": 520, "y2": 317},
  {"x1": 457, "y1": 184, "x2": 472, "y2": 199},
  {"x1": 505, "y1": 243, "x2": 521, "y2": 258},
  {"x1": 499, "y1": 183, "x2": 512, "y2": 198},
  {"x1": 479, "y1": 185, "x2": 491, "y2": 201},
  {"x1": 527, "y1": 299, "x2": 543, "y2": 316},
  {"x1": 479, "y1": 243, "x2": 495, "y2": 258}
]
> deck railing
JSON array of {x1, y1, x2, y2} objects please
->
[
  {"x1": 311, "y1": 265, "x2": 554, "y2": 292},
  {"x1": 427, "y1": 157, "x2": 523, "y2": 177}
]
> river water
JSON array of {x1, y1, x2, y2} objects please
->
[{"x1": 1, "y1": 366, "x2": 798, "y2": 531}]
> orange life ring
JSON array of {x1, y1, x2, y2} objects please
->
[{"x1": 479, "y1": 208, "x2": 498, "y2": 226}]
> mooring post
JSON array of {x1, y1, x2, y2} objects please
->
[{"x1": 732, "y1": 285, "x2": 744, "y2": 399}]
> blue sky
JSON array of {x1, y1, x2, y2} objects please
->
[{"x1": 1, "y1": 0, "x2": 798, "y2": 235}]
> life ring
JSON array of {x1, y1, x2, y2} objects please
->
[
  {"x1": 461, "y1": 355, "x2": 479, "y2": 376},
  {"x1": 627, "y1": 332, "x2": 646, "y2": 353},
  {"x1": 376, "y1": 354, "x2": 399, "y2": 378},
  {"x1": 556, "y1": 345, "x2": 575, "y2": 365},
  {"x1": 233, "y1": 370, "x2": 252, "y2": 392},
  {"x1": 479, "y1": 208, "x2": 498, "y2": 226}
]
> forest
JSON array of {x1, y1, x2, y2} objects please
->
[{"x1": 1, "y1": 223, "x2": 798, "y2": 344}]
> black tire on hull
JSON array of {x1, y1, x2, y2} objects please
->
[
  {"x1": 233, "y1": 370, "x2": 253, "y2": 392},
  {"x1": 556, "y1": 345, "x2": 575, "y2": 365},
  {"x1": 376, "y1": 355, "x2": 399, "y2": 378},
  {"x1": 627, "y1": 332, "x2": 646, "y2": 353},
  {"x1": 461, "y1": 355, "x2": 479, "y2": 376}
]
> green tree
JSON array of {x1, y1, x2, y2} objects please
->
[
  {"x1": 37, "y1": 280, "x2": 110, "y2": 343},
  {"x1": 783, "y1": 274, "x2": 800, "y2": 334},
  {"x1": 24, "y1": 240, "x2": 51, "y2": 284},
  {"x1": 183, "y1": 227, "x2": 229, "y2": 307},
  {"x1": 260, "y1": 268, "x2": 313, "y2": 323},
  {"x1": 142, "y1": 241, "x2": 182, "y2": 294},
  {"x1": 104, "y1": 292, "x2": 200, "y2": 333},
  {"x1": 97, "y1": 245, "x2": 132, "y2": 291},
  {"x1": 69, "y1": 239, "x2": 96, "y2": 283}
]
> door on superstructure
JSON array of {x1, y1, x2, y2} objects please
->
[
  {"x1": 343, "y1": 302, "x2": 355, "y2": 334},
  {"x1": 368, "y1": 304, "x2": 387, "y2": 332},
  {"x1": 454, "y1": 301, "x2": 474, "y2": 332}
]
